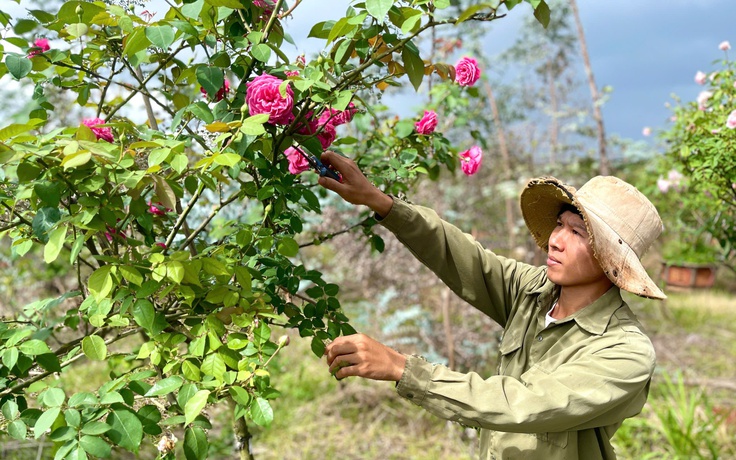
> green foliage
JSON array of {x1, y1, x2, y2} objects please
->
[{"x1": 0, "y1": 0, "x2": 550, "y2": 457}]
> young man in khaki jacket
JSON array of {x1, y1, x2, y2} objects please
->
[{"x1": 317, "y1": 151, "x2": 665, "y2": 460}]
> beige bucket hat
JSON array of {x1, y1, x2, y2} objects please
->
[{"x1": 520, "y1": 176, "x2": 666, "y2": 300}]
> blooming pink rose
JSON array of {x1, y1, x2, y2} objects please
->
[
  {"x1": 642, "y1": 127, "x2": 652, "y2": 137},
  {"x1": 316, "y1": 123, "x2": 337, "y2": 149},
  {"x1": 82, "y1": 118, "x2": 114, "y2": 142},
  {"x1": 667, "y1": 170, "x2": 683, "y2": 183},
  {"x1": 459, "y1": 145, "x2": 482, "y2": 176},
  {"x1": 148, "y1": 201, "x2": 170, "y2": 216},
  {"x1": 284, "y1": 147, "x2": 311, "y2": 174},
  {"x1": 720, "y1": 41, "x2": 731, "y2": 51},
  {"x1": 28, "y1": 38, "x2": 50, "y2": 58},
  {"x1": 694, "y1": 71, "x2": 707, "y2": 85},
  {"x1": 415, "y1": 110, "x2": 438, "y2": 135},
  {"x1": 318, "y1": 103, "x2": 356, "y2": 127},
  {"x1": 200, "y1": 79, "x2": 230, "y2": 102},
  {"x1": 726, "y1": 110, "x2": 736, "y2": 129},
  {"x1": 246, "y1": 74, "x2": 294, "y2": 125},
  {"x1": 455, "y1": 57, "x2": 481, "y2": 87},
  {"x1": 657, "y1": 178, "x2": 671, "y2": 193}
]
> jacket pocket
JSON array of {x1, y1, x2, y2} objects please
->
[{"x1": 497, "y1": 333, "x2": 523, "y2": 375}]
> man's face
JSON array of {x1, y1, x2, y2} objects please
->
[{"x1": 546, "y1": 211, "x2": 608, "y2": 287}]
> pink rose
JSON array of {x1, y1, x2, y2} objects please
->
[
  {"x1": 253, "y1": 0, "x2": 275, "y2": 15},
  {"x1": 726, "y1": 110, "x2": 736, "y2": 129},
  {"x1": 657, "y1": 178, "x2": 671, "y2": 193},
  {"x1": 285, "y1": 147, "x2": 311, "y2": 174},
  {"x1": 459, "y1": 145, "x2": 482, "y2": 176},
  {"x1": 415, "y1": 110, "x2": 438, "y2": 135},
  {"x1": 455, "y1": 57, "x2": 481, "y2": 87},
  {"x1": 82, "y1": 118, "x2": 114, "y2": 142},
  {"x1": 148, "y1": 201, "x2": 170, "y2": 216},
  {"x1": 28, "y1": 38, "x2": 50, "y2": 58},
  {"x1": 720, "y1": 41, "x2": 731, "y2": 51},
  {"x1": 155, "y1": 242, "x2": 167, "y2": 249},
  {"x1": 316, "y1": 123, "x2": 337, "y2": 149},
  {"x1": 697, "y1": 91, "x2": 713, "y2": 110},
  {"x1": 318, "y1": 103, "x2": 356, "y2": 127},
  {"x1": 642, "y1": 127, "x2": 652, "y2": 137},
  {"x1": 296, "y1": 55, "x2": 306, "y2": 67},
  {"x1": 246, "y1": 74, "x2": 294, "y2": 125},
  {"x1": 296, "y1": 111, "x2": 319, "y2": 135},
  {"x1": 200, "y1": 79, "x2": 230, "y2": 102},
  {"x1": 694, "y1": 71, "x2": 707, "y2": 85},
  {"x1": 285, "y1": 70, "x2": 299, "y2": 77}
]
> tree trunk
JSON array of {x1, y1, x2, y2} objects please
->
[
  {"x1": 230, "y1": 398, "x2": 255, "y2": 460},
  {"x1": 569, "y1": 0, "x2": 610, "y2": 175},
  {"x1": 546, "y1": 58, "x2": 559, "y2": 166},
  {"x1": 484, "y1": 82, "x2": 517, "y2": 250}
]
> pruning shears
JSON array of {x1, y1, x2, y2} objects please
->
[{"x1": 294, "y1": 147, "x2": 342, "y2": 182}]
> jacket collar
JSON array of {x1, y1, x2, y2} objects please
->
[{"x1": 530, "y1": 281, "x2": 624, "y2": 335}]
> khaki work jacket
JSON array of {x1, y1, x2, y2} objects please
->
[{"x1": 379, "y1": 199, "x2": 656, "y2": 460}]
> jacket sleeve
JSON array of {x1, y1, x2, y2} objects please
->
[
  {"x1": 379, "y1": 198, "x2": 546, "y2": 327},
  {"x1": 395, "y1": 337, "x2": 655, "y2": 433}
]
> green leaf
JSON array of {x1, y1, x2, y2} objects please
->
[
  {"x1": 69, "y1": 392, "x2": 99, "y2": 408},
  {"x1": 6, "y1": 54, "x2": 32, "y2": 80},
  {"x1": 145, "y1": 25, "x2": 175, "y2": 49},
  {"x1": 82, "y1": 335, "x2": 107, "y2": 361},
  {"x1": 365, "y1": 0, "x2": 393, "y2": 23},
  {"x1": 183, "y1": 426, "x2": 209, "y2": 460},
  {"x1": 184, "y1": 390, "x2": 210, "y2": 425},
  {"x1": 206, "y1": 0, "x2": 244, "y2": 7},
  {"x1": 70, "y1": 234, "x2": 85, "y2": 264},
  {"x1": 250, "y1": 397, "x2": 273, "y2": 427},
  {"x1": 213, "y1": 153, "x2": 241, "y2": 167},
  {"x1": 106, "y1": 407, "x2": 143, "y2": 453},
  {"x1": 240, "y1": 114, "x2": 268, "y2": 136},
  {"x1": 402, "y1": 45, "x2": 424, "y2": 91},
  {"x1": 124, "y1": 28, "x2": 151, "y2": 57},
  {"x1": 310, "y1": 336, "x2": 326, "y2": 358},
  {"x1": 120, "y1": 265, "x2": 143, "y2": 286},
  {"x1": 81, "y1": 421, "x2": 112, "y2": 435},
  {"x1": 251, "y1": 43, "x2": 271, "y2": 62},
  {"x1": 43, "y1": 388, "x2": 65, "y2": 407},
  {"x1": 200, "y1": 353, "x2": 225, "y2": 379},
  {"x1": 196, "y1": 66, "x2": 224, "y2": 99},
  {"x1": 144, "y1": 376, "x2": 184, "y2": 397},
  {"x1": 167, "y1": 261, "x2": 185, "y2": 284},
  {"x1": 188, "y1": 101, "x2": 214, "y2": 124},
  {"x1": 277, "y1": 237, "x2": 299, "y2": 257},
  {"x1": 37, "y1": 353, "x2": 62, "y2": 373},
  {"x1": 8, "y1": 420, "x2": 27, "y2": 440},
  {"x1": 34, "y1": 182, "x2": 62, "y2": 207},
  {"x1": 133, "y1": 299, "x2": 167, "y2": 335},
  {"x1": 532, "y1": 0, "x2": 550, "y2": 28},
  {"x1": 61, "y1": 151, "x2": 92, "y2": 170},
  {"x1": 33, "y1": 407, "x2": 60, "y2": 439},
  {"x1": 80, "y1": 435, "x2": 112, "y2": 458},
  {"x1": 88, "y1": 265, "x2": 114, "y2": 301},
  {"x1": 32, "y1": 207, "x2": 61, "y2": 244},
  {"x1": 228, "y1": 387, "x2": 251, "y2": 407},
  {"x1": 182, "y1": 360, "x2": 201, "y2": 381},
  {"x1": 2, "y1": 400, "x2": 19, "y2": 420},
  {"x1": 43, "y1": 225, "x2": 66, "y2": 263},
  {"x1": 19, "y1": 339, "x2": 52, "y2": 356}
]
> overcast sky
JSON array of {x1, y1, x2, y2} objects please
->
[{"x1": 284, "y1": 0, "x2": 736, "y2": 141}]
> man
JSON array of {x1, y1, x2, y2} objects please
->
[{"x1": 317, "y1": 150, "x2": 665, "y2": 460}]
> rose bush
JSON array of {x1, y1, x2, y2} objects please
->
[
  {"x1": 0, "y1": 0, "x2": 550, "y2": 457},
  {"x1": 655, "y1": 40, "x2": 736, "y2": 270}
]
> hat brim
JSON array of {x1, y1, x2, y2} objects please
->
[{"x1": 520, "y1": 176, "x2": 666, "y2": 300}]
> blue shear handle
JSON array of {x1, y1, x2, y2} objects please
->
[{"x1": 318, "y1": 165, "x2": 341, "y2": 181}]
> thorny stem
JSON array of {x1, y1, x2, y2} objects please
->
[
  {"x1": 298, "y1": 216, "x2": 374, "y2": 248},
  {"x1": 178, "y1": 189, "x2": 242, "y2": 251},
  {"x1": 165, "y1": 181, "x2": 205, "y2": 250}
]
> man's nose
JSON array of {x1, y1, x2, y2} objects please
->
[{"x1": 549, "y1": 228, "x2": 564, "y2": 251}]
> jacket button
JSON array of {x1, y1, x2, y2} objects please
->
[
  {"x1": 406, "y1": 393, "x2": 414, "y2": 399},
  {"x1": 537, "y1": 335, "x2": 543, "y2": 341}
]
